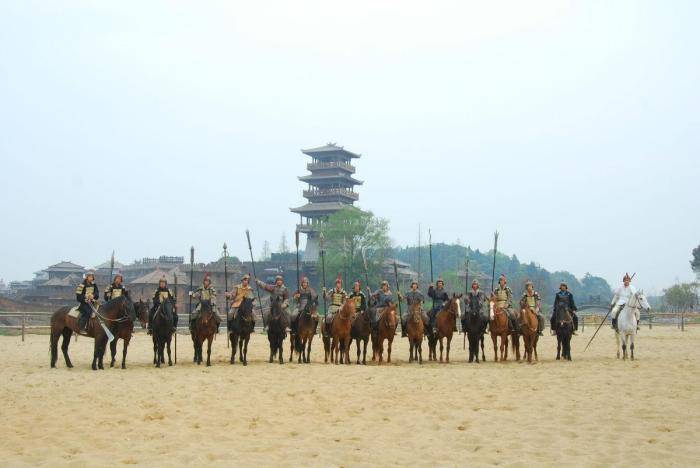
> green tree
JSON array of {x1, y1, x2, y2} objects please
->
[
  {"x1": 691, "y1": 245, "x2": 700, "y2": 278},
  {"x1": 663, "y1": 283, "x2": 698, "y2": 311},
  {"x1": 318, "y1": 207, "x2": 391, "y2": 289}
]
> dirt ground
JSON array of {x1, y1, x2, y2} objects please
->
[{"x1": 0, "y1": 326, "x2": 698, "y2": 467}]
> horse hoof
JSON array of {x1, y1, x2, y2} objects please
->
[
  {"x1": 121, "y1": 364, "x2": 126, "y2": 369},
  {"x1": 243, "y1": 361, "x2": 247, "y2": 366},
  {"x1": 110, "y1": 362, "x2": 115, "y2": 368},
  {"x1": 207, "y1": 363, "x2": 211, "y2": 367}
]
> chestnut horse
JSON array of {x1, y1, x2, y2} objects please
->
[
  {"x1": 50, "y1": 295, "x2": 135, "y2": 370},
  {"x1": 192, "y1": 300, "x2": 217, "y2": 366},
  {"x1": 351, "y1": 308, "x2": 371, "y2": 365},
  {"x1": 373, "y1": 302, "x2": 398, "y2": 364},
  {"x1": 331, "y1": 299, "x2": 355, "y2": 365},
  {"x1": 489, "y1": 294, "x2": 510, "y2": 362},
  {"x1": 110, "y1": 298, "x2": 148, "y2": 369},
  {"x1": 229, "y1": 297, "x2": 255, "y2": 366},
  {"x1": 290, "y1": 299, "x2": 319, "y2": 364},
  {"x1": 406, "y1": 302, "x2": 424, "y2": 364},
  {"x1": 430, "y1": 295, "x2": 462, "y2": 363},
  {"x1": 519, "y1": 306, "x2": 539, "y2": 363}
]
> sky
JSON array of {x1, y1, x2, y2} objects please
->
[{"x1": 1, "y1": 0, "x2": 698, "y2": 294}]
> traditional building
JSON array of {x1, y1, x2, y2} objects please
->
[
  {"x1": 43, "y1": 261, "x2": 86, "y2": 280},
  {"x1": 291, "y1": 143, "x2": 363, "y2": 263}
]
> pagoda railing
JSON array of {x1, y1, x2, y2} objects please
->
[
  {"x1": 307, "y1": 162, "x2": 355, "y2": 173},
  {"x1": 303, "y1": 188, "x2": 359, "y2": 201}
]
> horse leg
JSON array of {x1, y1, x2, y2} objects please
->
[
  {"x1": 98, "y1": 336, "x2": 107, "y2": 370},
  {"x1": 556, "y1": 336, "x2": 561, "y2": 360},
  {"x1": 279, "y1": 336, "x2": 284, "y2": 364},
  {"x1": 503, "y1": 334, "x2": 509, "y2": 361},
  {"x1": 446, "y1": 336, "x2": 451, "y2": 363},
  {"x1": 622, "y1": 335, "x2": 627, "y2": 361},
  {"x1": 110, "y1": 339, "x2": 117, "y2": 368},
  {"x1": 387, "y1": 337, "x2": 393, "y2": 363},
  {"x1": 491, "y1": 333, "x2": 498, "y2": 362},
  {"x1": 206, "y1": 336, "x2": 212, "y2": 366},
  {"x1": 306, "y1": 336, "x2": 312, "y2": 364},
  {"x1": 418, "y1": 339, "x2": 423, "y2": 364},
  {"x1": 60, "y1": 328, "x2": 74, "y2": 368},
  {"x1": 533, "y1": 335, "x2": 538, "y2": 362},
  {"x1": 242, "y1": 337, "x2": 249, "y2": 366},
  {"x1": 630, "y1": 335, "x2": 635, "y2": 361},
  {"x1": 616, "y1": 331, "x2": 621, "y2": 359},
  {"x1": 122, "y1": 337, "x2": 130, "y2": 369},
  {"x1": 166, "y1": 337, "x2": 173, "y2": 366},
  {"x1": 230, "y1": 333, "x2": 236, "y2": 364},
  {"x1": 50, "y1": 330, "x2": 59, "y2": 368}
]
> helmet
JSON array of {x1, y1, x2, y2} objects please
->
[
  {"x1": 623, "y1": 273, "x2": 632, "y2": 282},
  {"x1": 241, "y1": 274, "x2": 250, "y2": 281}
]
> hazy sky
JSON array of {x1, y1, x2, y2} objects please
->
[{"x1": 1, "y1": 1, "x2": 698, "y2": 293}]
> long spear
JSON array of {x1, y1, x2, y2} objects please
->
[
  {"x1": 188, "y1": 246, "x2": 194, "y2": 326},
  {"x1": 174, "y1": 272, "x2": 178, "y2": 364},
  {"x1": 393, "y1": 261, "x2": 403, "y2": 327},
  {"x1": 109, "y1": 250, "x2": 115, "y2": 284},
  {"x1": 246, "y1": 230, "x2": 265, "y2": 330},
  {"x1": 417, "y1": 224, "x2": 421, "y2": 284},
  {"x1": 319, "y1": 233, "x2": 328, "y2": 317},
  {"x1": 223, "y1": 242, "x2": 229, "y2": 349},
  {"x1": 295, "y1": 230, "x2": 300, "y2": 294},
  {"x1": 491, "y1": 231, "x2": 499, "y2": 291},
  {"x1": 428, "y1": 229, "x2": 434, "y2": 310},
  {"x1": 584, "y1": 272, "x2": 636, "y2": 352},
  {"x1": 361, "y1": 248, "x2": 370, "y2": 291},
  {"x1": 464, "y1": 253, "x2": 469, "y2": 349}
]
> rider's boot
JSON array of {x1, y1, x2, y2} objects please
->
[{"x1": 612, "y1": 318, "x2": 618, "y2": 332}]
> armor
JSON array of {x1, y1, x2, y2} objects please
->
[
  {"x1": 349, "y1": 291, "x2": 367, "y2": 313},
  {"x1": 493, "y1": 286, "x2": 512, "y2": 311},
  {"x1": 149, "y1": 286, "x2": 178, "y2": 333},
  {"x1": 520, "y1": 291, "x2": 545, "y2": 334},
  {"x1": 403, "y1": 290, "x2": 424, "y2": 306},
  {"x1": 75, "y1": 280, "x2": 98, "y2": 331},
  {"x1": 257, "y1": 280, "x2": 290, "y2": 327},
  {"x1": 370, "y1": 288, "x2": 394, "y2": 308},
  {"x1": 104, "y1": 284, "x2": 126, "y2": 301}
]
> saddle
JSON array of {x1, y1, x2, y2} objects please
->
[{"x1": 67, "y1": 307, "x2": 81, "y2": 318}]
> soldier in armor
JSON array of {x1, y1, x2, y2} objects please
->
[
  {"x1": 291, "y1": 276, "x2": 319, "y2": 335},
  {"x1": 189, "y1": 274, "x2": 221, "y2": 333},
  {"x1": 464, "y1": 279, "x2": 488, "y2": 327},
  {"x1": 427, "y1": 278, "x2": 450, "y2": 331},
  {"x1": 104, "y1": 274, "x2": 127, "y2": 301},
  {"x1": 398, "y1": 279, "x2": 429, "y2": 337},
  {"x1": 75, "y1": 271, "x2": 99, "y2": 332},
  {"x1": 148, "y1": 277, "x2": 177, "y2": 334},
  {"x1": 348, "y1": 281, "x2": 367, "y2": 315},
  {"x1": 493, "y1": 274, "x2": 518, "y2": 332},
  {"x1": 610, "y1": 273, "x2": 638, "y2": 331},
  {"x1": 519, "y1": 281, "x2": 545, "y2": 336},
  {"x1": 552, "y1": 282, "x2": 578, "y2": 333},
  {"x1": 323, "y1": 275, "x2": 348, "y2": 323},
  {"x1": 256, "y1": 275, "x2": 290, "y2": 327},
  {"x1": 225, "y1": 273, "x2": 255, "y2": 326},
  {"x1": 368, "y1": 280, "x2": 394, "y2": 329}
]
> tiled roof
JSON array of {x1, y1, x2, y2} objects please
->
[{"x1": 301, "y1": 143, "x2": 361, "y2": 159}]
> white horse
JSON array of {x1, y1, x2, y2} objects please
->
[{"x1": 615, "y1": 290, "x2": 651, "y2": 360}]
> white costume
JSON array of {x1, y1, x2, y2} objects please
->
[{"x1": 611, "y1": 284, "x2": 639, "y2": 321}]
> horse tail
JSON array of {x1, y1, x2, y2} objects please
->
[{"x1": 294, "y1": 332, "x2": 302, "y2": 353}]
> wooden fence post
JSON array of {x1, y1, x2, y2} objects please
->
[{"x1": 21, "y1": 311, "x2": 26, "y2": 342}]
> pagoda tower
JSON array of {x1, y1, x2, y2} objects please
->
[{"x1": 291, "y1": 143, "x2": 363, "y2": 263}]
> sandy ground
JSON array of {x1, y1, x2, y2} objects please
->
[{"x1": 0, "y1": 326, "x2": 698, "y2": 467}]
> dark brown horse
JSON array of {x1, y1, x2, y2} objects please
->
[
  {"x1": 489, "y1": 294, "x2": 510, "y2": 362},
  {"x1": 321, "y1": 312, "x2": 332, "y2": 364},
  {"x1": 519, "y1": 306, "x2": 539, "y2": 363},
  {"x1": 331, "y1": 299, "x2": 355, "y2": 365},
  {"x1": 110, "y1": 298, "x2": 148, "y2": 369},
  {"x1": 192, "y1": 300, "x2": 217, "y2": 366},
  {"x1": 152, "y1": 297, "x2": 176, "y2": 368},
  {"x1": 406, "y1": 302, "x2": 424, "y2": 364},
  {"x1": 350, "y1": 308, "x2": 371, "y2": 365},
  {"x1": 290, "y1": 299, "x2": 318, "y2": 364},
  {"x1": 267, "y1": 296, "x2": 288, "y2": 364},
  {"x1": 373, "y1": 302, "x2": 398, "y2": 364},
  {"x1": 430, "y1": 295, "x2": 461, "y2": 363},
  {"x1": 229, "y1": 297, "x2": 255, "y2": 366},
  {"x1": 50, "y1": 296, "x2": 135, "y2": 370}
]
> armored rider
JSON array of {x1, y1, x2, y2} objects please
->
[
  {"x1": 368, "y1": 280, "x2": 394, "y2": 329},
  {"x1": 552, "y1": 282, "x2": 578, "y2": 334},
  {"x1": 291, "y1": 276, "x2": 319, "y2": 335},
  {"x1": 398, "y1": 279, "x2": 429, "y2": 337},
  {"x1": 75, "y1": 270, "x2": 99, "y2": 332},
  {"x1": 464, "y1": 279, "x2": 488, "y2": 329},
  {"x1": 348, "y1": 280, "x2": 367, "y2": 316},
  {"x1": 189, "y1": 274, "x2": 221, "y2": 333},
  {"x1": 256, "y1": 275, "x2": 290, "y2": 327},
  {"x1": 323, "y1": 275, "x2": 348, "y2": 324},
  {"x1": 493, "y1": 274, "x2": 518, "y2": 332},
  {"x1": 519, "y1": 281, "x2": 545, "y2": 336},
  {"x1": 225, "y1": 273, "x2": 255, "y2": 328},
  {"x1": 104, "y1": 273, "x2": 127, "y2": 301},
  {"x1": 427, "y1": 278, "x2": 450, "y2": 331},
  {"x1": 148, "y1": 277, "x2": 177, "y2": 334}
]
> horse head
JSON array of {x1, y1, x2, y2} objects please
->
[
  {"x1": 409, "y1": 302, "x2": 422, "y2": 322},
  {"x1": 270, "y1": 296, "x2": 284, "y2": 320},
  {"x1": 634, "y1": 290, "x2": 651, "y2": 312},
  {"x1": 134, "y1": 299, "x2": 148, "y2": 328},
  {"x1": 445, "y1": 294, "x2": 462, "y2": 319},
  {"x1": 199, "y1": 300, "x2": 214, "y2": 324},
  {"x1": 554, "y1": 301, "x2": 572, "y2": 329},
  {"x1": 239, "y1": 297, "x2": 255, "y2": 323},
  {"x1": 383, "y1": 302, "x2": 398, "y2": 328}
]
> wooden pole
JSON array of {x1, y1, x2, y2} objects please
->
[{"x1": 21, "y1": 311, "x2": 25, "y2": 342}]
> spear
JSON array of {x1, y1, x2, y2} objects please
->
[
  {"x1": 188, "y1": 246, "x2": 194, "y2": 326},
  {"x1": 246, "y1": 230, "x2": 265, "y2": 330},
  {"x1": 584, "y1": 272, "x2": 636, "y2": 352},
  {"x1": 393, "y1": 261, "x2": 403, "y2": 326},
  {"x1": 361, "y1": 248, "x2": 371, "y2": 292},
  {"x1": 491, "y1": 231, "x2": 499, "y2": 292},
  {"x1": 223, "y1": 242, "x2": 229, "y2": 349},
  {"x1": 109, "y1": 250, "x2": 115, "y2": 284},
  {"x1": 295, "y1": 230, "x2": 300, "y2": 294},
  {"x1": 417, "y1": 224, "x2": 421, "y2": 284},
  {"x1": 428, "y1": 229, "x2": 434, "y2": 310},
  {"x1": 319, "y1": 233, "x2": 328, "y2": 317},
  {"x1": 174, "y1": 272, "x2": 178, "y2": 364}
]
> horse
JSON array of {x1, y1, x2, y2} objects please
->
[
  {"x1": 331, "y1": 299, "x2": 355, "y2": 365},
  {"x1": 552, "y1": 300, "x2": 574, "y2": 361},
  {"x1": 192, "y1": 299, "x2": 217, "y2": 366},
  {"x1": 373, "y1": 302, "x2": 398, "y2": 364},
  {"x1": 430, "y1": 295, "x2": 462, "y2": 363},
  {"x1": 229, "y1": 297, "x2": 255, "y2": 366},
  {"x1": 321, "y1": 312, "x2": 332, "y2": 363},
  {"x1": 489, "y1": 294, "x2": 510, "y2": 362},
  {"x1": 616, "y1": 290, "x2": 651, "y2": 361},
  {"x1": 50, "y1": 295, "x2": 135, "y2": 370},
  {"x1": 267, "y1": 296, "x2": 288, "y2": 364},
  {"x1": 519, "y1": 305, "x2": 539, "y2": 363},
  {"x1": 350, "y1": 307, "x2": 371, "y2": 365},
  {"x1": 152, "y1": 298, "x2": 176, "y2": 368},
  {"x1": 110, "y1": 298, "x2": 148, "y2": 369},
  {"x1": 462, "y1": 297, "x2": 488, "y2": 363},
  {"x1": 406, "y1": 302, "x2": 424, "y2": 364},
  {"x1": 290, "y1": 299, "x2": 319, "y2": 364}
]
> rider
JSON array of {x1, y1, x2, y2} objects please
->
[
  {"x1": 75, "y1": 270, "x2": 99, "y2": 332},
  {"x1": 104, "y1": 273, "x2": 127, "y2": 301},
  {"x1": 610, "y1": 273, "x2": 638, "y2": 331},
  {"x1": 368, "y1": 280, "x2": 394, "y2": 329},
  {"x1": 348, "y1": 280, "x2": 367, "y2": 316},
  {"x1": 464, "y1": 279, "x2": 488, "y2": 328},
  {"x1": 190, "y1": 274, "x2": 221, "y2": 333},
  {"x1": 428, "y1": 278, "x2": 452, "y2": 332},
  {"x1": 493, "y1": 274, "x2": 517, "y2": 332},
  {"x1": 256, "y1": 275, "x2": 290, "y2": 327},
  {"x1": 323, "y1": 275, "x2": 348, "y2": 323},
  {"x1": 225, "y1": 273, "x2": 255, "y2": 326},
  {"x1": 148, "y1": 277, "x2": 177, "y2": 334},
  {"x1": 398, "y1": 279, "x2": 429, "y2": 337},
  {"x1": 519, "y1": 281, "x2": 545, "y2": 336},
  {"x1": 291, "y1": 276, "x2": 319, "y2": 335},
  {"x1": 551, "y1": 282, "x2": 578, "y2": 334}
]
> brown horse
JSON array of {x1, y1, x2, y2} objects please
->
[
  {"x1": 331, "y1": 299, "x2": 355, "y2": 365},
  {"x1": 519, "y1": 307, "x2": 539, "y2": 363},
  {"x1": 406, "y1": 302, "x2": 424, "y2": 364},
  {"x1": 192, "y1": 300, "x2": 217, "y2": 366},
  {"x1": 431, "y1": 295, "x2": 462, "y2": 363},
  {"x1": 110, "y1": 298, "x2": 148, "y2": 369},
  {"x1": 290, "y1": 299, "x2": 319, "y2": 364},
  {"x1": 321, "y1": 313, "x2": 332, "y2": 364},
  {"x1": 489, "y1": 294, "x2": 510, "y2": 362},
  {"x1": 50, "y1": 296, "x2": 135, "y2": 370},
  {"x1": 373, "y1": 302, "x2": 398, "y2": 364},
  {"x1": 351, "y1": 308, "x2": 371, "y2": 365}
]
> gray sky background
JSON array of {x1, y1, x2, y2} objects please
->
[{"x1": 1, "y1": 1, "x2": 698, "y2": 294}]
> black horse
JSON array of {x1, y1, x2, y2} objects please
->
[
  {"x1": 229, "y1": 297, "x2": 256, "y2": 366},
  {"x1": 552, "y1": 301, "x2": 574, "y2": 361},
  {"x1": 267, "y1": 296, "x2": 288, "y2": 364},
  {"x1": 462, "y1": 298, "x2": 488, "y2": 363},
  {"x1": 151, "y1": 298, "x2": 175, "y2": 368}
]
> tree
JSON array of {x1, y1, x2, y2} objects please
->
[
  {"x1": 279, "y1": 234, "x2": 289, "y2": 254},
  {"x1": 663, "y1": 283, "x2": 698, "y2": 311},
  {"x1": 691, "y1": 245, "x2": 700, "y2": 278},
  {"x1": 260, "y1": 241, "x2": 271, "y2": 261},
  {"x1": 318, "y1": 207, "x2": 391, "y2": 289}
]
